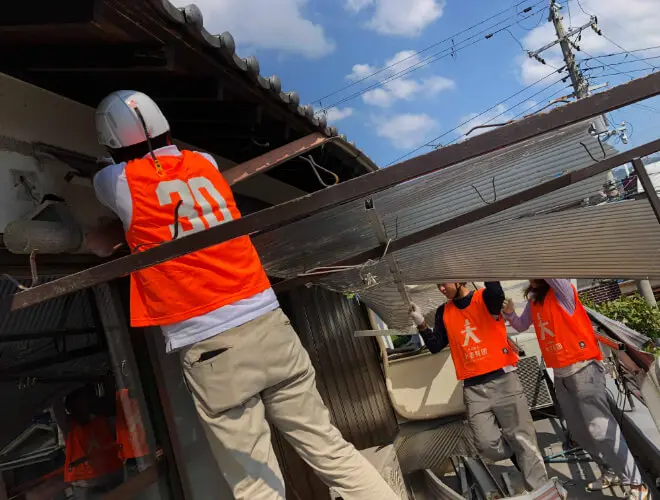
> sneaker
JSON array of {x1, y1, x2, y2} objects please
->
[
  {"x1": 625, "y1": 484, "x2": 650, "y2": 500},
  {"x1": 586, "y1": 471, "x2": 621, "y2": 491}
]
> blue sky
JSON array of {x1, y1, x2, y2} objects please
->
[{"x1": 172, "y1": 0, "x2": 660, "y2": 167}]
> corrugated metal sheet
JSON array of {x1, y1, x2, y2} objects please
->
[
  {"x1": 273, "y1": 286, "x2": 399, "y2": 499},
  {"x1": 279, "y1": 287, "x2": 398, "y2": 450},
  {"x1": 315, "y1": 199, "x2": 660, "y2": 329},
  {"x1": 0, "y1": 277, "x2": 95, "y2": 335},
  {"x1": 395, "y1": 420, "x2": 476, "y2": 473},
  {"x1": 254, "y1": 120, "x2": 660, "y2": 331},
  {"x1": 254, "y1": 120, "x2": 613, "y2": 278},
  {"x1": 0, "y1": 277, "x2": 108, "y2": 449}
]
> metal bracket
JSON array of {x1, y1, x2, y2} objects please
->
[{"x1": 364, "y1": 199, "x2": 410, "y2": 306}]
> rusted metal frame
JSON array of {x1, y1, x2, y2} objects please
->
[
  {"x1": 272, "y1": 138, "x2": 660, "y2": 293},
  {"x1": 364, "y1": 199, "x2": 410, "y2": 305},
  {"x1": 142, "y1": 327, "x2": 194, "y2": 499},
  {"x1": 222, "y1": 132, "x2": 333, "y2": 185},
  {"x1": 92, "y1": 284, "x2": 159, "y2": 473},
  {"x1": 632, "y1": 157, "x2": 660, "y2": 225},
  {"x1": 5, "y1": 72, "x2": 660, "y2": 312}
]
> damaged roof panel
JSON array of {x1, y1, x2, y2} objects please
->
[
  {"x1": 253, "y1": 120, "x2": 614, "y2": 278},
  {"x1": 315, "y1": 198, "x2": 660, "y2": 331}
]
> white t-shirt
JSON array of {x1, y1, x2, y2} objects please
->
[{"x1": 93, "y1": 145, "x2": 279, "y2": 352}]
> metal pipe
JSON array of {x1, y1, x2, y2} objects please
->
[
  {"x1": 5, "y1": 72, "x2": 660, "y2": 310},
  {"x1": 632, "y1": 157, "x2": 660, "y2": 307},
  {"x1": 636, "y1": 280, "x2": 657, "y2": 308}
]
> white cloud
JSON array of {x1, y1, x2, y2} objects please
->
[
  {"x1": 346, "y1": 0, "x2": 445, "y2": 37},
  {"x1": 518, "y1": 0, "x2": 660, "y2": 83},
  {"x1": 519, "y1": 55, "x2": 565, "y2": 85},
  {"x1": 324, "y1": 107, "x2": 355, "y2": 123},
  {"x1": 376, "y1": 113, "x2": 438, "y2": 149},
  {"x1": 346, "y1": 63, "x2": 378, "y2": 81},
  {"x1": 346, "y1": 50, "x2": 455, "y2": 107},
  {"x1": 170, "y1": 0, "x2": 335, "y2": 59},
  {"x1": 346, "y1": 0, "x2": 373, "y2": 12}
]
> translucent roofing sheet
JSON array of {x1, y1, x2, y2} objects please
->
[{"x1": 254, "y1": 120, "x2": 616, "y2": 279}]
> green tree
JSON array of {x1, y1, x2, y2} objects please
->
[{"x1": 581, "y1": 293, "x2": 660, "y2": 341}]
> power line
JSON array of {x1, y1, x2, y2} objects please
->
[
  {"x1": 578, "y1": 47, "x2": 632, "y2": 80},
  {"x1": 587, "y1": 67, "x2": 652, "y2": 79},
  {"x1": 509, "y1": 83, "x2": 574, "y2": 120},
  {"x1": 633, "y1": 103, "x2": 660, "y2": 116},
  {"x1": 317, "y1": 5, "x2": 549, "y2": 114},
  {"x1": 581, "y1": 45, "x2": 660, "y2": 61},
  {"x1": 516, "y1": 2, "x2": 546, "y2": 31},
  {"x1": 582, "y1": 55, "x2": 660, "y2": 71},
  {"x1": 444, "y1": 78, "x2": 569, "y2": 146},
  {"x1": 575, "y1": 0, "x2": 591, "y2": 16},
  {"x1": 311, "y1": 0, "x2": 547, "y2": 106},
  {"x1": 600, "y1": 33, "x2": 658, "y2": 71},
  {"x1": 385, "y1": 68, "x2": 566, "y2": 166}
]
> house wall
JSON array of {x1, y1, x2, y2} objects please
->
[{"x1": 0, "y1": 72, "x2": 304, "y2": 236}]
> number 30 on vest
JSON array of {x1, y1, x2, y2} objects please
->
[{"x1": 156, "y1": 176, "x2": 234, "y2": 238}]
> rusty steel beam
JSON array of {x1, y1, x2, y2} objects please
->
[
  {"x1": 223, "y1": 132, "x2": 332, "y2": 185},
  {"x1": 4, "y1": 72, "x2": 660, "y2": 311},
  {"x1": 272, "y1": 138, "x2": 660, "y2": 293}
]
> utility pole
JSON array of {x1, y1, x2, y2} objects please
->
[
  {"x1": 548, "y1": 0, "x2": 588, "y2": 98},
  {"x1": 527, "y1": 1, "x2": 595, "y2": 99}
]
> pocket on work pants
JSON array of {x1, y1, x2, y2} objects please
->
[{"x1": 181, "y1": 326, "x2": 268, "y2": 417}]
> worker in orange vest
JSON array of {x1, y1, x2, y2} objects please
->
[
  {"x1": 410, "y1": 282, "x2": 548, "y2": 492},
  {"x1": 63, "y1": 388, "x2": 123, "y2": 499},
  {"x1": 115, "y1": 388, "x2": 149, "y2": 479},
  {"x1": 89, "y1": 90, "x2": 398, "y2": 500},
  {"x1": 504, "y1": 279, "x2": 648, "y2": 500}
]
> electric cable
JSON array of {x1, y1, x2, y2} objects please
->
[{"x1": 311, "y1": 0, "x2": 548, "y2": 105}]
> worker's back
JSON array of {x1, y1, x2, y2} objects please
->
[{"x1": 122, "y1": 149, "x2": 271, "y2": 328}]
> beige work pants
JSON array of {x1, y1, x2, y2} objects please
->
[{"x1": 181, "y1": 308, "x2": 399, "y2": 500}]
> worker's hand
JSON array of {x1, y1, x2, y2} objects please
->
[
  {"x1": 84, "y1": 219, "x2": 126, "y2": 258},
  {"x1": 409, "y1": 303, "x2": 426, "y2": 327},
  {"x1": 502, "y1": 298, "x2": 515, "y2": 315}
]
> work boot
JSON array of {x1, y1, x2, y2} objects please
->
[
  {"x1": 625, "y1": 484, "x2": 649, "y2": 500},
  {"x1": 586, "y1": 470, "x2": 620, "y2": 491}
]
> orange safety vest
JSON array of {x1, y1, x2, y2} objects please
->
[
  {"x1": 64, "y1": 417, "x2": 123, "y2": 483},
  {"x1": 530, "y1": 285, "x2": 602, "y2": 369},
  {"x1": 443, "y1": 289, "x2": 519, "y2": 380},
  {"x1": 116, "y1": 389, "x2": 149, "y2": 460},
  {"x1": 124, "y1": 150, "x2": 271, "y2": 327}
]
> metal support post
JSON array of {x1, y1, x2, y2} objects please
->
[
  {"x1": 632, "y1": 158, "x2": 659, "y2": 307},
  {"x1": 636, "y1": 280, "x2": 657, "y2": 307},
  {"x1": 633, "y1": 157, "x2": 660, "y2": 223},
  {"x1": 364, "y1": 199, "x2": 410, "y2": 305},
  {"x1": 364, "y1": 199, "x2": 422, "y2": 347}
]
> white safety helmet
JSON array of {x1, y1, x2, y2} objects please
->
[{"x1": 95, "y1": 90, "x2": 170, "y2": 149}]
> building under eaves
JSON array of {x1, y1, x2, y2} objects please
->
[{"x1": 2, "y1": 1, "x2": 660, "y2": 499}]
